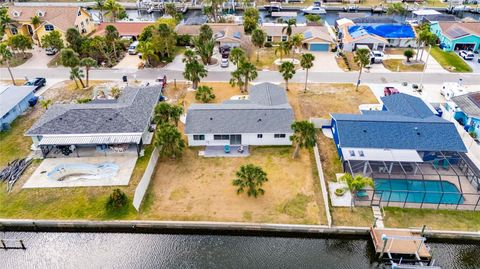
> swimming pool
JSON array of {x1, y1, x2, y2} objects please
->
[{"x1": 374, "y1": 179, "x2": 464, "y2": 204}]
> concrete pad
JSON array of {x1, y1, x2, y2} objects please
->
[
  {"x1": 114, "y1": 54, "x2": 142, "y2": 69},
  {"x1": 16, "y1": 45, "x2": 56, "y2": 69},
  {"x1": 329, "y1": 182, "x2": 352, "y2": 207},
  {"x1": 23, "y1": 155, "x2": 137, "y2": 188},
  {"x1": 311, "y1": 52, "x2": 343, "y2": 72}
]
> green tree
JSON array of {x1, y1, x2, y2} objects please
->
[
  {"x1": 60, "y1": 48, "x2": 80, "y2": 68},
  {"x1": 305, "y1": 14, "x2": 322, "y2": 24},
  {"x1": 110, "y1": 87, "x2": 121, "y2": 99},
  {"x1": 275, "y1": 41, "x2": 290, "y2": 61},
  {"x1": 229, "y1": 69, "x2": 244, "y2": 92},
  {"x1": 30, "y1": 15, "x2": 41, "y2": 28},
  {"x1": 182, "y1": 49, "x2": 196, "y2": 65},
  {"x1": 95, "y1": 0, "x2": 106, "y2": 22},
  {"x1": 195, "y1": 85, "x2": 216, "y2": 103},
  {"x1": 0, "y1": 8, "x2": 11, "y2": 37},
  {"x1": 290, "y1": 121, "x2": 316, "y2": 159},
  {"x1": 199, "y1": 24, "x2": 213, "y2": 43},
  {"x1": 232, "y1": 164, "x2": 268, "y2": 198},
  {"x1": 137, "y1": 41, "x2": 159, "y2": 67},
  {"x1": 290, "y1": 33, "x2": 303, "y2": 59},
  {"x1": 80, "y1": 57, "x2": 97, "y2": 87},
  {"x1": 70, "y1": 66, "x2": 86, "y2": 89},
  {"x1": 40, "y1": 30, "x2": 64, "y2": 51},
  {"x1": 251, "y1": 28, "x2": 266, "y2": 62},
  {"x1": 155, "y1": 123, "x2": 186, "y2": 159},
  {"x1": 282, "y1": 18, "x2": 297, "y2": 38},
  {"x1": 105, "y1": 188, "x2": 128, "y2": 211},
  {"x1": 387, "y1": 3, "x2": 407, "y2": 17},
  {"x1": 183, "y1": 54, "x2": 207, "y2": 89},
  {"x1": 279, "y1": 61, "x2": 296, "y2": 91},
  {"x1": 194, "y1": 37, "x2": 214, "y2": 65},
  {"x1": 104, "y1": 0, "x2": 125, "y2": 22},
  {"x1": 354, "y1": 48, "x2": 371, "y2": 91},
  {"x1": 0, "y1": 43, "x2": 15, "y2": 85},
  {"x1": 243, "y1": 7, "x2": 259, "y2": 34},
  {"x1": 229, "y1": 47, "x2": 246, "y2": 66},
  {"x1": 153, "y1": 102, "x2": 183, "y2": 126},
  {"x1": 203, "y1": 0, "x2": 224, "y2": 22},
  {"x1": 169, "y1": 105, "x2": 183, "y2": 127},
  {"x1": 300, "y1": 53, "x2": 315, "y2": 93},
  {"x1": 7, "y1": 34, "x2": 32, "y2": 58},
  {"x1": 340, "y1": 173, "x2": 374, "y2": 210},
  {"x1": 40, "y1": 99, "x2": 53, "y2": 110},
  {"x1": 105, "y1": 25, "x2": 119, "y2": 60},
  {"x1": 404, "y1": 49, "x2": 414, "y2": 62},
  {"x1": 237, "y1": 60, "x2": 257, "y2": 92},
  {"x1": 66, "y1": 28, "x2": 83, "y2": 53}
]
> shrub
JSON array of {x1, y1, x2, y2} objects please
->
[
  {"x1": 404, "y1": 49, "x2": 415, "y2": 62},
  {"x1": 264, "y1": 42, "x2": 272, "y2": 48},
  {"x1": 76, "y1": 98, "x2": 92, "y2": 104},
  {"x1": 176, "y1": 34, "x2": 191, "y2": 46},
  {"x1": 335, "y1": 188, "x2": 346, "y2": 196},
  {"x1": 106, "y1": 189, "x2": 128, "y2": 211}
]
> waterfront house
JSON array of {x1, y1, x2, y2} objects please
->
[
  {"x1": 25, "y1": 86, "x2": 162, "y2": 158},
  {"x1": 261, "y1": 23, "x2": 334, "y2": 51},
  {"x1": 94, "y1": 22, "x2": 154, "y2": 41},
  {"x1": 185, "y1": 83, "x2": 294, "y2": 147},
  {"x1": 5, "y1": 6, "x2": 95, "y2": 46},
  {"x1": 447, "y1": 92, "x2": 480, "y2": 138},
  {"x1": 176, "y1": 23, "x2": 251, "y2": 49},
  {"x1": 0, "y1": 85, "x2": 36, "y2": 131},
  {"x1": 430, "y1": 21, "x2": 480, "y2": 52}
]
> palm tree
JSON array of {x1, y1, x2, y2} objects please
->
[
  {"x1": 232, "y1": 164, "x2": 268, "y2": 198},
  {"x1": 105, "y1": 25, "x2": 119, "y2": 60},
  {"x1": 229, "y1": 69, "x2": 245, "y2": 92},
  {"x1": 238, "y1": 61, "x2": 257, "y2": 92},
  {"x1": 203, "y1": 0, "x2": 224, "y2": 22},
  {"x1": 290, "y1": 121, "x2": 316, "y2": 159},
  {"x1": 30, "y1": 16, "x2": 41, "y2": 28},
  {"x1": 169, "y1": 105, "x2": 183, "y2": 126},
  {"x1": 110, "y1": 87, "x2": 121, "y2": 99},
  {"x1": 104, "y1": 0, "x2": 123, "y2": 22},
  {"x1": 39, "y1": 99, "x2": 53, "y2": 110},
  {"x1": 340, "y1": 173, "x2": 374, "y2": 210},
  {"x1": 282, "y1": 18, "x2": 297, "y2": 38},
  {"x1": 154, "y1": 102, "x2": 172, "y2": 125},
  {"x1": 275, "y1": 41, "x2": 290, "y2": 61},
  {"x1": 137, "y1": 41, "x2": 159, "y2": 67},
  {"x1": 80, "y1": 57, "x2": 97, "y2": 87},
  {"x1": 182, "y1": 49, "x2": 197, "y2": 65},
  {"x1": 229, "y1": 47, "x2": 246, "y2": 66},
  {"x1": 251, "y1": 28, "x2": 266, "y2": 63},
  {"x1": 290, "y1": 33, "x2": 303, "y2": 59},
  {"x1": 279, "y1": 61, "x2": 296, "y2": 91},
  {"x1": 70, "y1": 66, "x2": 86, "y2": 89},
  {"x1": 95, "y1": 0, "x2": 106, "y2": 22},
  {"x1": 354, "y1": 48, "x2": 371, "y2": 92},
  {"x1": 195, "y1": 85, "x2": 216, "y2": 103},
  {"x1": 184, "y1": 58, "x2": 207, "y2": 89},
  {"x1": 300, "y1": 53, "x2": 315, "y2": 93},
  {"x1": 0, "y1": 8, "x2": 12, "y2": 37},
  {"x1": 194, "y1": 37, "x2": 214, "y2": 65},
  {"x1": 60, "y1": 48, "x2": 80, "y2": 68},
  {"x1": 155, "y1": 123, "x2": 185, "y2": 159},
  {"x1": 0, "y1": 43, "x2": 15, "y2": 85}
]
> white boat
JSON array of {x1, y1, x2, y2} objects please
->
[
  {"x1": 263, "y1": 2, "x2": 282, "y2": 13},
  {"x1": 301, "y1": 2, "x2": 326, "y2": 15}
]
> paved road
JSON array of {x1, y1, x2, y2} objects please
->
[{"x1": 2, "y1": 67, "x2": 480, "y2": 85}]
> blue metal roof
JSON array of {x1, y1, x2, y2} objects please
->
[
  {"x1": 348, "y1": 24, "x2": 415, "y2": 39},
  {"x1": 233, "y1": 31, "x2": 241, "y2": 39},
  {"x1": 331, "y1": 94, "x2": 467, "y2": 152}
]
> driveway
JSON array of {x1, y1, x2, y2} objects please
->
[
  {"x1": 459, "y1": 54, "x2": 480, "y2": 73},
  {"x1": 17, "y1": 45, "x2": 56, "y2": 69},
  {"x1": 310, "y1": 52, "x2": 343, "y2": 72},
  {"x1": 114, "y1": 54, "x2": 142, "y2": 69},
  {"x1": 165, "y1": 52, "x2": 236, "y2": 72}
]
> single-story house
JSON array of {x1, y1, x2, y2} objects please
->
[
  {"x1": 5, "y1": 6, "x2": 95, "y2": 46},
  {"x1": 25, "y1": 86, "x2": 162, "y2": 157},
  {"x1": 430, "y1": 22, "x2": 480, "y2": 52},
  {"x1": 0, "y1": 85, "x2": 36, "y2": 131},
  {"x1": 185, "y1": 82, "x2": 294, "y2": 146},
  {"x1": 94, "y1": 22, "x2": 154, "y2": 40},
  {"x1": 411, "y1": 9, "x2": 458, "y2": 24},
  {"x1": 330, "y1": 93, "x2": 466, "y2": 164},
  {"x1": 175, "y1": 23, "x2": 251, "y2": 49},
  {"x1": 448, "y1": 92, "x2": 480, "y2": 138},
  {"x1": 340, "y1": 23, "x2": 417, "y2": 51},
  {"x1": 261, "y1": 23, "x2": 335, "y2": 51}
]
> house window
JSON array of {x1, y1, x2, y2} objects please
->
[
  {"x1": 349, "y1": 150, "x2": 355, "y2": 157},
  {"x1": 10, "y1": 27, "x2": 18, "y2": 35},
  {"x1": 78, "y1": 11, "x2": 82, "y2": 16},
  {"x1": 281, "y1": 35, "x2": 288, "y2": 42},
  {"x1": 81, "y1": 22, "x2": 84, "y2": 28},
  {"x1": 86, "y1": 18, "x2": 89, "y2": 24},
  {"x1": 193, "y1": 135, "x2": 205, "y2": 141},
  {"x1": 358, "y1": 150, "x2": 364, "y2": 157},
  {"x1": 274, "y1": 134, "x2": 286, "y2": 138},
  {"x1": 257, "y1": 134, "x2": 263, "y2": 138},
  {"x1": 44, "y1": 24, "x2": 54, "y2": 31},
  {"x1": 267, "y1": 36, "x2": 272, "y2": 42},
  {"x1": 214, "y1": 134, "x2": 229, "y2": 140}
]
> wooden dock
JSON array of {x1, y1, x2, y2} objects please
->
[{"x1": 370, "y1": 228, "x2": 431, "y2": 261}]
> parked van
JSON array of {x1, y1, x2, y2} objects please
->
[
  {"x1": 441, "y1": 82, "x2": 465, "y2": 101},
  {"x1": 128, "y1": 41, "x2": 140, "y2": 55}
]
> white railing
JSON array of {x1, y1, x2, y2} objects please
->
[{"x1": 132, "y1": 147, "x2": 160, "y2": 211}]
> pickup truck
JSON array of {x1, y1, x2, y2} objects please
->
[{"x1": 384, "y1": 87, "x2": 399, "y2": 96}]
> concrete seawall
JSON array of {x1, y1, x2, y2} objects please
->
[{"x1": 0, "y1": 219, "x2": 478, "y2": 242}]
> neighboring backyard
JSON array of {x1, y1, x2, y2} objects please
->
[{"x1": 430, "y1": 47, "x2": 472, "y2": 73}]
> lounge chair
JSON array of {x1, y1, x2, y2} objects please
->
[
  {"x1": 432, "y1": 159, "x2": 439, "y2": 169},
  {"x1": 356, "y1": 189, "x2": 369, "y2": 200},
  {"x1": 442, "y1": 159, "x2": 449, "y2": 170},
  {"x1": 224, "y1": 145, "x2": 230, "y2": 153}
]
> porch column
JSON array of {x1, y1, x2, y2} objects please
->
[
  {"x1": 388, "y1": 162, "x2": 394, "y2": 173},
  {"x1": 363, "y1": 161, "x2": 368, "y2": 175}
]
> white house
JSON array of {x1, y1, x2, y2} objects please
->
[{"x1": 185, "y1": 83, "x2": 294, "y2": 147}]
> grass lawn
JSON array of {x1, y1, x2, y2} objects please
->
[
  {"x1": 47, "y1": 54, "x2": 62, "y2": 68},
  {"x1": 384, "y1": 207, "x2": 480, "y2": 232},
  {"x1": 336, "y1": 52, "x2": 360, "y2": 71},
  {"x1": 383, "y1": 59, "x2": 425, "y2": 72},
  {"x1": 332, "y1": 207, "x2": 374, "y2": 227},
  {"x1": 250, "y1": 47, "x2": 301, "y2": 71},
  {"x1": 0, "y1": 53, "x2": 32, "y2": 68},
  {"x1": 430, "y1": 47, "x2": 472, "y2": 73}
]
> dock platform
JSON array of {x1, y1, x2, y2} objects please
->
[{"x1": 370, "y1": 228, "x2": 431, "y2": 261}]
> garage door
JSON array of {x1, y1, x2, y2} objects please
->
[
  {"x1": 454, "y1": 43, "x2": 475, "y2": 51},
  {"x1": 309, "y1": 43, "x2": 329, "y2": 51}
]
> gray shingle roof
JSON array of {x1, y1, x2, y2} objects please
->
[
  {"x1": 26, "y1": 86, "x2": 162, "y2": 135},
  {"x1": 332, "y1": 93, "x2": 467, "y2": 152},
  {"x1": 451, "y1": 92, "x2": 480, "y2": 119},
  {"x1": 185, "y1": 83, "x2": 294, "y2": 134}
]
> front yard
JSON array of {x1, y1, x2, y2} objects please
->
[
  {"x1": 383, "y1": 59, "x2": 425, "y2": 72},
  {"x1": 0, "y1": 53, "x2": 32, "y2": 68},
  {"x1": 430, "y1": 47, "x2": 472, "y2": 73}
]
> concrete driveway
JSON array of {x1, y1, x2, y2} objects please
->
[
  {"x1": 114, "y1": 54, "x2": 142, "y2": 69},
  {"x1": 17, "y1": 45, "x2": 56, "y2": 69},
  {"x1": 310, "y1": 52, "x2": 343, "y2": 72},
  {"x1": 459, "y1": 54, "x2": 480, "y2": 73}
]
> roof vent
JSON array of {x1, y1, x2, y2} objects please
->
[
  {"x1": 210, "y1": 117, "x2": 213, "y2": 120},
  {"x1": 12, "y1": 10, "x2": 21, "y2": 17},
  {"x1": 109, "y1": 118, "x2": 113, "y2": 121},
  {"x1": 417, "y1": 132, "x2": 421, "y2": 135},
  {"x1": 363, "y1": 130, "x2": 367, "y2": 133},
  {"x1": 257, "y1": 118, "x2": 262, "y2": 122},
  {"x1": 36, "y1": 10, "x2": 46, "y2": 17}
]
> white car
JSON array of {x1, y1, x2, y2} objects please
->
[
  {"x1": 128, "y1": 41, "x2": 139, "y2": 55},
  {"x1": 459, "y1": 50, "x2": 474, "y2": 60},
  {"x1": 371, "y1": 51, "x2": 384, "y2": 63},
  {"x1": 221, "y1": 58, "x2": 229, "y2": 68}
]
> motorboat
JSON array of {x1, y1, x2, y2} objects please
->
[
  {"x1": 263, "y1": 2, "x2": 282, "y2": 13},
  {"x1": 301, "y1": 2, "x2": 326, "y2": 15}
]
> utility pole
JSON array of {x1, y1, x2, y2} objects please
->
[{"x1": 419, "y1": 45, "x2": 431, "y2": 92}]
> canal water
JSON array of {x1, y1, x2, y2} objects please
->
[{"x1": 0, "y1": 232, "x2": 478, "y2": 268}]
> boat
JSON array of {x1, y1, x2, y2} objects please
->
[
  {"x1": 301, "y1": 2, "x2": 326, "y2": 15},
  {"x1": 263, "y1": 2, "x2": 282, "y2": 13}
]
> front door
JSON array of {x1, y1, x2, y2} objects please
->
[{"x1": 229, "y1": 134, "x2": 241, "y2": 145}]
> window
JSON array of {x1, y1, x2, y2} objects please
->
[
  {"x1": 281, "y1": 35, "x2": 288, "y2": 42},
  {"x1": 78, "y1": 11, "x2": 82, "y2": 16},
  {"x1": 358, "y1": 150, "x2": 364, "y2": 157},
  {"x1": 10, "y1": 27, "x2": 18, "y2": 35},
  {"x1": 44, "y1": 24, "x2": 54, "y2": 31},
  {"x1": 257, "y1": 134, "x2": 263, "y2": 138},
  {"x1": 267, "y1": 36, "x2": 272, "y2": 42},
  {"x1": 214, "y1": 134, "x2": 229, "y2": 140},
  {"x1": 86, "y1": 18, "x2": 89, "y2": 24},
  {"x1": 81, "y1": 22, "x2": 84, "y2": 27},
  {"x1": 274, "y1": 134, "x2": 286, "y2": 138},
  {"x1": 349, "y1": 150, "x2": 355, "y2": 157},
  {"x1": 193, "y1": 135, "x2": 205, "y2": 141}
]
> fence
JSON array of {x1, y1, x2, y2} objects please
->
[
  {"x1": 310, "y1": 118, "x2": 331, "y2": 129},
  {"x1": 132, "y1": 147, "x2": 159, "y2": 211}
]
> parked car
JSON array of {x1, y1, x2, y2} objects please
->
[
  {"x1": 155, "y1": 75, "x2": 167, "y2": 87},
  {"x1": 459, "y1": 50, "x2": 474, "y2": 60},
  {"x1": 371, "y1": 50, "x2": 384, "y2": 63},
  {"x1": 221, "y1": 58, "x2": 229, "y2": 68},
  {"x1": 128, "y1": 41, "x2": 139, "y2": 55},
  {"x1": 441, "y1": 82, "x2": 465, "y2": 101},
  {"x1": 24, "y1": 77, "x2": 46, "y2": 92},
  {"x1": 384, "y1": 86, "x2": 399, "y2": 96},
  {"x1": 45, "y1": 47, "x2": 58, "y2": 56}
]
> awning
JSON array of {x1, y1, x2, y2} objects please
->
[{"x1": 38, "y1": 135, "x2": 142, "y2": 146}]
